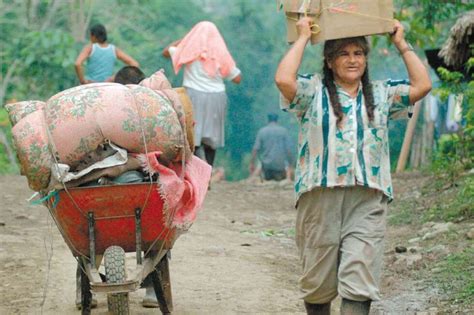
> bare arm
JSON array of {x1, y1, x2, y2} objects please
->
[
  {"x1": 162, "y1": 39, "x2": 182, "y2": 58},
  {"x1": 249, "y1": 148, "x2": 258, "y2": 174},
  {"x1": 116, "y1": 47, "x2": 139, "y2": 67},
  {"x1": 286, "y1": 134, "x2": 294, "y2": 167},
  {"x1": 74, "y1": 44, "x2": 92, "y2": 84},
  {"x1": 249, "y1": 132, "x2": 261, "y2": 174},
  {"x1": 392, "y1": 20, "x2": 432, "y2": 104},
  {"x1": 232, "y1": 74, "x2": 242, "y2": 84},
  {"x1": 275, "y1": 17, "x2": 313, "y2": 102}
]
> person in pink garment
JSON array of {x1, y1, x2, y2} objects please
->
[{"x1": 163, "y1": 21, "x2": 242, "y2": 167}]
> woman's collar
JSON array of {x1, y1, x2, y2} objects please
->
[{"x1": 334, "y1": 81, "x2": 362, "y2": 98}]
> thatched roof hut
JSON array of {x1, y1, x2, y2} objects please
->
[{"x1": 438, "y1": 10, "x2": 474, "y2": 68}]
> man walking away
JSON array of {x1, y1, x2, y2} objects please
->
[{"x1": 250, "y1": 113, "x2": 294, "y2": 181}]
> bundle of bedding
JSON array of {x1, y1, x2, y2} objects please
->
[{"x1": 6, "y1": 70, "x2": 193, "y2": 191}]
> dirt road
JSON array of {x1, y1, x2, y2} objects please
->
[{"x1": 0, "y1": 175, "x2": 440, "y2": 314}]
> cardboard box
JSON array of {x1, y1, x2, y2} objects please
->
[{"x1": 278, "y1": 0, "x2": 395, "y2": 44}]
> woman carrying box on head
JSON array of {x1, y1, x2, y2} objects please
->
[
  {"x1": 163, "y1": 21, "x2": 242, "y2": 167},
  {"x1": 275, "y1": 18, "x2": 431, "y2": 314}
]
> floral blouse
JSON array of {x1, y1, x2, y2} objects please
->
[{"x1": 281, "y1": 73, "x2": 411, "y2": 201}]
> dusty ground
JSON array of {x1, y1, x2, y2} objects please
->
[{"x1": 0, "y1": 174, "x2": 471, "y2": 314}]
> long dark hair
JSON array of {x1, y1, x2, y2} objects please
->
[{"x1": 322, "y1": 37, "x2": 374, "y2": 127}]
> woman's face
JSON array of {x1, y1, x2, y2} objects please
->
[{"x1": 328, "y1": 43, "x2": 367, "y2": 86}]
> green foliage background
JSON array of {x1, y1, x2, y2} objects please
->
[{"x1": 0, "y1": 0, "x2": 472, "y2": 179}]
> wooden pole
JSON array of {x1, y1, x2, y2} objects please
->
[
  {"x1": 422, "y1": 121, "x2": 435, "y2": 165},
  {"x1": 396, "y1": 101, "x2": 422, "y2": 173},
  {"x1": 421, "y1": 94, "x2": 436, "y2": 166},
  {"x1": 410, "y1": 132, "x2": 421, "y2": 169}
]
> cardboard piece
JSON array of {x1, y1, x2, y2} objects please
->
[{"x1": 278, "y1": 0, "x2": 395, "y2": 44}]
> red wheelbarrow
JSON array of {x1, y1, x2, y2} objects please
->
[{"x1": 45, "y1": 181, "x2": 177, "y2": 315}]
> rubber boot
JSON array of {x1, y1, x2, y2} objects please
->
[
  {"x1": 142, "y1": 286, "x2": 159, "y2": 308},
  {"x1": 141, "y1": 250, "x2": 159, "y2": 308},
  {"x1": 75, "y1": 264, "x2": 98, "y2": 309},
  {"x1": 304, "y1": 301, "x2": 331, "y2": 315},
  {"x1": 340, "y1": 298, "x2": 371, "y2": 315}
]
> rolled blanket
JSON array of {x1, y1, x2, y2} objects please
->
[
  {"x1": 8, "y1": 70, "x2": 195, "y2": 192},
  {"x1": 140, "y1": 69, "x2": 195, "y2": 151},
  {"x1": 11, "y1": 110, "x2": 52, "y2": 190},
  {"x1": 9, "y1": 83, "x2": 189, "y2": 191},
  {"x1": 5, "y1": 100, "x2": 45, "y2": 127},
  {"x1": 45, "y1": 83, "x2": 187, "y2": 168}
]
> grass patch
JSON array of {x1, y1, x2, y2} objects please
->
[
  {"x1": 388, "y1": 200, "x2": 418, "y2": 226},
  {"x1": 432, "y1": 246, "x2": 474, "y2": 305},
  {"x1": 422, "y1": 176, "x2": 474, "y2": 223},
  {"x1": 241, "y1": 227, "x2": 295, "y2": 238},
  {"x1": 392, "y1": 173, "x2": 474, "y2": 225},
  {"x1": 261, "y1": 227, "x2": 295, "y2": 238}
]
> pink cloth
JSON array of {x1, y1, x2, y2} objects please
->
[
  {"x1": 171, "y1": 21, "x2": 236, "y2": 78},
  {"x1": 140, "y1": 69, "x2": 172, "y2": 90},
  {"x1": 138, "y1": 152, "x2": 211, "y2": 229}
]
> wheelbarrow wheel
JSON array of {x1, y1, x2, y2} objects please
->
[{"x1": 104, "y1": 246, "x2": 129, "y2": 315}]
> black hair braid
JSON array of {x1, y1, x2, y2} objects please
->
[
  {"x1": 361, "y1": 65, "x2": 375, "y2": 123},
  {"x1": 322, "y1": 62, "x2": 344, "y2": 127},
  {"x1": 322, "y1": 62, "x2": 375, "y2": 128}
]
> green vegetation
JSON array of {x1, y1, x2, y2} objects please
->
[
  {"x1": 2, "y1": 0, "x2": 471, "y2": 178},
  {"x1": 388, "y1": 199, "x2": 417, "y2": 226},
  {"x1": 433, "y1": 59, "x2": 474, "y2": 173},
  {"x1": 0, "y1": 108, "x2": 17, "y2": 174},
  {"x1": 422, "y1": 176, "x2": 474, "y2": 222},
  {"x1": 389, "y1": 174, "x2": 473, "y2": 226},
  {"x1": 433, "y1": 247, "x2": 474, "y2": 306},
  {"x1": 427, "y1": 53, "x2": 474, "y2": 222},
  {"x1": 240, "y1": 227, "x2": 295, "y2": 238}
]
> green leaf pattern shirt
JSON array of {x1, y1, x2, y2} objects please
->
[{"x1": 281, "y1": 74, "x2": 411, "y2": 201}]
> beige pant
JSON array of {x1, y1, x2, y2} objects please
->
[{"x1": 296, "y1": 186, "x2": 388, "y2": 304}]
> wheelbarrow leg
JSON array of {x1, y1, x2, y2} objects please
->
[
  {"x1": 150, "y1": 253, "x2": 173, "y2": 314},
  {"x1": 81, "y1": 212, "x2": 95, "y2": 314},
  {"x1": 80, "y1": 259, "x2": 92, "y2": 315},
  {"x1": 159, "y1": 252, "x2": 173, "y2": 310}
]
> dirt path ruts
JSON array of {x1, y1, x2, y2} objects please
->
[{"x1": 0, "y1": 175, "x2": 438, "y2": 314}]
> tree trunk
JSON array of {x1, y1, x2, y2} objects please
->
[
  {"x1": 69, "y1": 0, "x2": 93, "y2": 43},
  {"x1": 40, "y1": 0, "x2": 61, "y2": 31},
  {"x1": 396, "y1": 101, "x2": 422, "y2": 173},
  {"x1": 421, "y1": 121, "x2": 434, "y2": 166},
  {"x1": 0, "y1": 129, "x2": 19, "y2": 171},
  {"x1": 410, "y1": 131, "x2": 421, "y2": 169},
  {"x1": 0, "y1": 60, "x2": 19, "y2": 108}
]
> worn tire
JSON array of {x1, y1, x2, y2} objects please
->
[{"x1": 104, "y1": 246, "x2": 129, "y2": 315}]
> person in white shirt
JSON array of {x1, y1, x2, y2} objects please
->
[{"x1": 163, "y1": 21, "x2": 242, "y2": 166}]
